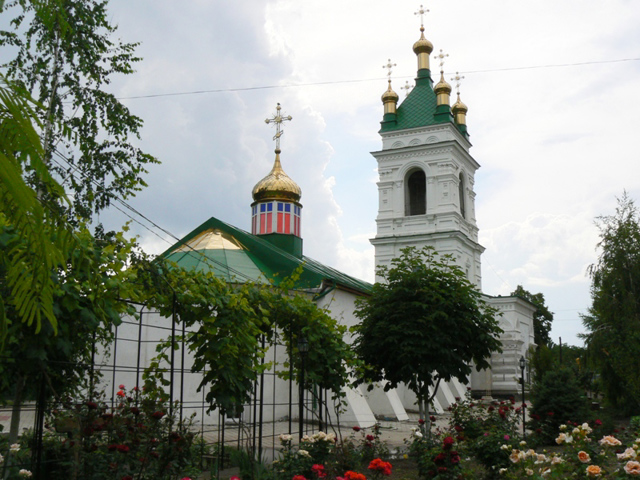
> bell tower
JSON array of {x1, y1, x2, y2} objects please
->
[{"x1": 370, "y1": 11, "x2": 484, "y2": 288}]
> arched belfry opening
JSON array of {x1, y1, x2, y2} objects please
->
[
  {"x1": 405, "y1": 169, "x2": 426, "y2": 216},
  {"x1": 459, "y1": 172, "x2": 466, "y2": 219}
]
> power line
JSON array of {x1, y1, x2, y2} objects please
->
[
  {"x1": 116, "y1": 57, "x2": 640, "y2": 100},
  {"x1": 49, "y1": 150, "x2": 261, "y2": 284}
]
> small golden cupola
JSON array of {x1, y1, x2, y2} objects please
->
[
  {"x1": 381, "y1": 59, "x2": 399, "y2": 119},
  {"x1": 413, "y1": 5, "x2": 433, "y2": 72},
  {"x1": 433, "y1": 49, "x2": 452, "y2": 107},
  {"x1": 251, "y1": 103, "x2": 303, "y2": 257},
  {"x1": 451, "y1": 72, "x2": 469, "y2": 136}
]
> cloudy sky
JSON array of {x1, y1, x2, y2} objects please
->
[{"x1": 85, "y1": 0, "x2": 640, "y2": 346}]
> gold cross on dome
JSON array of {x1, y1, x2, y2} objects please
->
[
  {"x1": 382, "y1": 59, "x2": 397, "y2": 79},
  {"x1": 451, "y1": 72, "x2": 465, "y2": 94},
  {"x1": 435, "y1": 49, "x2": 449, "y2": 73},
  {"x1": 265, "y1": 103, "x2": 292, "y2": 151},
  {"x1": 401, "y1": 81, "x2": 413, "y2": 97},
  {"x1": 414, "y1": 4, "x2": 429, "y2": 28}
]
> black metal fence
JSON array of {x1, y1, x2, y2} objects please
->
[{"x1": 7, "y1": 301, "x2": 336, "y2": 479}]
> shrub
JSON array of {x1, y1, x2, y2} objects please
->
[
  {"x1": 0, "y1": 384, "x2": 205, "y2": 479},
  {"x1": 527, "y1": 367, "x2": 591, "y2": 445}
]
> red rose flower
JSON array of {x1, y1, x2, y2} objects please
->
[
  {"x1": 368, "y1": 458, "x2": 392, "y2": 476},
  {"x1": 418, "y1": 418, "x2": 425, "y2": 425},
  {"x1": 366, "y1": 434, "x2": 375, "y2": 442},
  {"x1": 312, "y1": 464, "x2": 327, "y2": 478},
  {"x1": 443, "y1": 436, "x2": 455, "y2": 450},
  {"x1": 429, "y1": 416, "x2": 436, "y2": 422},
  {"x1": 151, "y1": 411, "x2": 165, "y2": 420},
  {"x1": 352, "y1": 426, "x2": 361, "y2": 432},
  {"x1": 344, "y1": 472, "x2": 366, "y2": 480}
]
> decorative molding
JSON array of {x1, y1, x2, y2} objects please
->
[
  {"x1": 391, "y1": 141, "x2": 405, "y2": 149},
  {"x1": 408, "y1": 138, "x2": 421, "y2": 146}
]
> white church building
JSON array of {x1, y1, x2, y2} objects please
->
[{"x1": 100, "y1": 17, "x2": 535, "y2": 430}]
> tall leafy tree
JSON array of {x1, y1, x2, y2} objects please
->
[
  {"x1": 510, "y1": 285, "x2": 554, "y2": 347},
  {"x1": 581, "y1": 193, "x2": 640, "y2": 414},
  {"x1": 0, "y1": 227, "x2": 140, "y2": 441},
  {"x1": 353, "y1": 246, "x2": 503, "y2": 425},
  {"x1": 0, "y1": 0, "x2": 158, "y2": 220},
  {"x1": 0, "y1": 75, "x2": 73, "y2": 337}
]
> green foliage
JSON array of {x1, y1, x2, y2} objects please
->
[
  {"x1": 0, "y1": 384, "x2": 203, "y2": 479},
  {"x1": 630, "y1": 416, "x2": 640, "y2": 435},
  {"x1": 408, "y1": 432, "x2": 466, "y2": 480},
  {"x1": 582, "y1": 193, "x2": 640, "y2": 414},
  {"x1": 527, "y1": 367, "x2": 591, "y2": 445},
  {"x1": 0, "y1": 0, "x2": 158, "y2": 221},
  {"x1": 445, "y1": 392, "x2": 521, "y2": 472},
  {"x1": 272, "y1": 429, "x2": 389, "y2": 480},
  {"x1": 0, "y1": 75, "x2": 74, "y2": 336},
  {"x1": 137, "y1": 260, "x2": 357, "y2": 417},
  {"x1": 529, "y1": 344, "x2": 554, "y2": 385},
  {"x1": 497, "y1": 421, "x2": 638, "y2": 479},
  {"x1": 353, "y1": 246, "x2": 503, "y2": 406},
  {"x1": 0, "y1": 227, "x2": 139, "y2": 410},
  {"x1": 510, "y1": 285, "x2": 554, "y2": 347}
]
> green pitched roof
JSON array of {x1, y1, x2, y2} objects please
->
[
  {"x1": 380, "y1": 70, "x2": 455, "y2": 133},
  {"x1": 159, "y1": 216, "x2": 372, "y2": 295}
]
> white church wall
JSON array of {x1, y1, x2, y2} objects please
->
[{"x1": 476, "y1": 296, "x2": 537, "y2": 397}]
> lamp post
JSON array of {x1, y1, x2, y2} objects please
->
[
  {"x1": 298, "y1": 335, "x2": 309, "y2": 441},
  {"x1": 519, "y1": 355, "x2": 526, "y2": 439}
]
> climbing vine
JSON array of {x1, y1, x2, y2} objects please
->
[{"x1": 135, "y1": 260, "x2": 357, "y2": 416}]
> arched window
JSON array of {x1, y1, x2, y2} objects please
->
[
  {"x1": 405, "y1": 169, "x2": 426, "y2": 216},
  {"x1": 459, "y1": 172, "x2": 466, "y2": 218}
]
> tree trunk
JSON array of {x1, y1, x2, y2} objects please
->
[{"x1": 9, "y1": 374, "x2": 25, "y2": 443}]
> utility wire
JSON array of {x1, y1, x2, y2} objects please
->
[
  {"x1": 116, "y1": 57, "x2": 640, "y2": 100},
  {"x1": 49, "y1": 149, "x2": 260, "y2": 284}
]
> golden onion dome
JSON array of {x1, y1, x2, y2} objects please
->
[
  {"x1": 452, "y1": 93, "x2": 468, "y2": 114},
  {"x1": 434, "y1": 72, "x2": 452, "y2": 95},
  {"x1": 252, "y1": 150, "x2": 301, "y2": 203},
  {"x1": 412, "y1": 27, "x2": 433, "y2": 56},
  {"x1": 381, "y1": 81, "x2": 399, "y2": 103}
]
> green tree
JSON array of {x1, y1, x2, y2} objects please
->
[
  {"x1": 0, "y1": 75, "x2": 73, "y2": 337},
  {"x1": 0, "y1": 0, "x2": 158, "y2": 221},
  {"x1": 0, "y1": 227, "x2": 139, "y2": 441},
  {"x1": 510, "y1": 285, "x2": 554, "y2": 347},
  {"x1": 581, "y1": 193, "x2": 640, "y2": 414},
  {"x1": 528, "y1": 367, "x2": 591, "y2": 445},
  {"x1": 353, "y1": 246, "x2": 503, "y2": 425}
]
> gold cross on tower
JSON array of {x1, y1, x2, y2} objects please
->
[
  {"x1": 435, "y1": 49, "x2": 449, "y2": 74},
  {"x1": 451, "y1": 72, "x2": 465, "y2": 95},
  {"x1": 265, "y1": 103, "x2": 293, "y2": 152},
  {"x1": 382, "y1": 59, "x2": 397, "y2": 79},
  {"x1": 414, "y1": 4, "x2": 429, "y2": 28},
  {"x1": 401, "y1": 81, "x2": 413, "y2": 98}
]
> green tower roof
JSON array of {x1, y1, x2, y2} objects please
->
[
  {"x1": 379, "y1": 70, "x2": 457, "y2": 133},
  {"x1": 159, "y1": 216, "x2": 372, "y2": 295}
]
